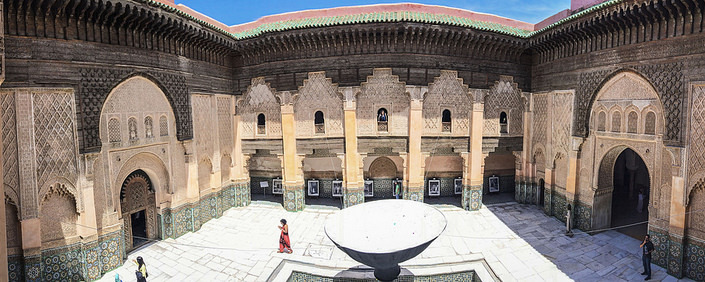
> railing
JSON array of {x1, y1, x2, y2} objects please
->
[
  {"x1": 500, "y1": 124, "x2": 508, "y2": 134},
  {"x1": 257, "y1": 125, "x2": 266, "y2": 135},
  {"x1": 315, "y1": 123, "x2": 325, "y2": 134},
  {"x1": 377, "y1": 121, "x2": 388, "y2": 132},
  {"x1": 442, "y1": 122, "x2": 451, "y2": 133}
]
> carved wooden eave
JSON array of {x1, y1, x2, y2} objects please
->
[
  {"x1": 235, "y1": 23, "x2": 528, "y2": 66},
  {"x1": 4, "y1": 0, "x2": 236, "y2": 66},
  {"x1": 528, "y1": 0, "x2": 704, "y2": 64}
]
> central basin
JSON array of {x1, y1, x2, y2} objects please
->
[{"x1": 324, "y1": 199, "x2": 447, "y2": 281}]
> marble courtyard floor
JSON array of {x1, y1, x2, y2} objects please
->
[{"x1": 100, "y1": 201, "x2": 691, "y2": 282}]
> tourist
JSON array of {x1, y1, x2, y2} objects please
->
[
  {"x1": 640, "y1": 235, "x2": 654, "y2": 280},
  {"x1": 133, "y1": 256, "x2": 148, "y2": 282},
  {"x1": 279, "y1": 219, "x2": 292, "y2": 253},
  {"x1": 565, "y1": 204, "x2": 573, "y2": 237},
  {"x1": 637, "y1": 188, "x2": 645, "y2": 213}
]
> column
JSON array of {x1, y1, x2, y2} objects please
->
[
  {"x1": 565, "y1": 138, "x2": 581, "y2": 230},
  {"x1": 183, "y1": 140, "x2": 200, "y2": 203},
  {"x1": 232, "y1": 108, "x2": 250, "y2": 206},
  {"x1": 281, "y1": 103, "x2": 304, "y2": 211},
  {"x1": 544, "y1": 168, "x2": 554, "y2": 214},
  {"x1": 21, "y1": 219, "x2": 41, "y2": 281},
  {"x1": 404, "y1": 95, "x2": 425, "y2": 202},
  {"x1": 667, "y1": 176, "x2": 686, "y2": 278},
  {"x1": 464, "y1": 102, "x2": 485, "y2": 211},
  {"x1": 341, "y1": 88, "x2": 364, "y2": 207}
]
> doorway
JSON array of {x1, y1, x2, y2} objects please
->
[
  {"x1": 131, "y1": 210, "x2": 148, "y2": 247},
  {"x1": 538, "y1": 179, "x2": 545, "y2": 207},
  {"x1": 610, "y1": 148, "x2": 649, "y2": 239}
]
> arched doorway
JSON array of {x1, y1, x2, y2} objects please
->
[
  {"x1": 367, "y1": 156, "x2": 399, "y2": 200},
  {"x1": 120, "y1": 170, "x2": 157, "y2": 251},
  {"x1": 594, "y1": 147, "x2": 650, "y2": 239},
  {"x1": 538, "y1": 179, "x2": 545, "y2": 207}
]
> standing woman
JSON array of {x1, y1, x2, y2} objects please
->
[
  {"x1": 133, "y1": 256, "x2": 148, "y2": 282},
  {"x1": 278, "y1": 219, "x2": 292, "y2": 253}
]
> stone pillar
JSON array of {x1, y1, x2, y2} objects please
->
[
  {"x1": 463, "y1": 102, "x2": 485, "y2": 211},
  {"x1": 280, "y1": 103, "x2": 304, "y2": 211},
  {"x1": 565, "y1": 139, "x2": 581, "y2": 230},
  {"x1": 21, "y1": 218, "x2": 41, "y2": 281},
  {"x1": 403, "y1": 94, "x2": 425, "y2": 202},
  {"x1": 341, "y1": 88, "x2": 364, "y2": 207},
  {"x1": 183, "y1": 140, "x2": 200, "y2": 203},
  {"x1": 232, "y1": 107, "x2": 251, "y2": 206},
  {"x1": 666, "y1": 176, "x2": 686, "y2": 278},
  {"x1": 544, "y1": 168, "x2": 554, "y2": 214}
]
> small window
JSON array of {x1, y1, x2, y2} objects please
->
[
  {"x1": 108, "y1": 118, "x2": 121, "y2": 143},
  {"x1": 128, "y1": 117, "x2": 138, "y2": 141},
  {"x1": 598, "y1": 111, "x2": 606, "y2": 131},
  {"x1": 645, "y1": 112, "x2": 656, "y2": 135},
  {"x1": 257, "y1": 113, "x2": 266, "y2": 135},
  {"x1": 627, "y1": 111, "x2": 638, "y2": 133},
  {"x1": 499, "y1": 112, "x2": 508, "y2": 133},
  {"x1": 612, "y1": 112, "x2": 621, "y2": 133},
  {"x1": 377, "y1": 108, "x2": 388, "y2": 132},
  {"x1": 145, "y1": 116, "x2": 154, "y2": 138},
  {"x1": 314, "y1": 111, "x2": 325, "y2": 134},
  {"x1": 442, "y1": 109, "x2": 451, "y2": 133},
  {"x1": 159, "y1": 115, "x2": 168, "y2": 136}
]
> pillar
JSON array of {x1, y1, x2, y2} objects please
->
[
  {"x1": 404, "y1": 95, "x2": 425, "y2": 202},
  {"x1": 183, "y1": 140, "x2": 200, "y2": 203},
  {"x1": 666, "y1": 176, "x2": 686, "y2": 278},
  {"x1": 544, "y1": 168, "x2": 554, "y2": 214},
  {"x1": 341, "y1": 88, "x2": 364, "y2": 207},
  {"x1": 281, "y1": 103, "x2": 304, "y2": 211},
  {"x1": 21, "y1": 219, "x2": 41, "y2": 281},
  {"x1": 232, "y1": 109, "x2": 251, "y2": 206},
  {"x1": 463, "y1": 102, "x2": 485, "y2": 211},
  {"x1": 565, "y1": 139, "x2": 581, "y2": 230}
]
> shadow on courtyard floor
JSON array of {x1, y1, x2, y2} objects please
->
[{"x1": 486, "y1": 203, "x2": 681, "y2": 281}]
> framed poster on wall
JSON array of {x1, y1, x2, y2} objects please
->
[
  {"x1": 428, "y1": 179, "x2": 441, "y2": 196},
  {"x1": 308, "y1": 180, "x2": 320, "y2": 196},
  {"x1": 364, "y1": 180, "x2": 374, "y2": 197},
  {"x1": 332, "y1": 180, "x2": 343, "y2": 197},
  {"x1": 454, "y1": 178, "x2": 463, "y2": 195},
  {"x1": 489, "y1": 176, "x2": 500, "y2": 193},
  {"x1": 272, "y1": 179, "x2": 283, "y2": 194}
]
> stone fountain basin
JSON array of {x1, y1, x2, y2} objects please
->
[{"x1": 324, "y1": 200, "x2": 447, "y2": 272}]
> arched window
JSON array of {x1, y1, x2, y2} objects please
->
[
  {"x1": 159, "y1": 115, "x2": 168, "y2": 136},
  {"x1": 128, "y1": 117, "x2": 138, "y2": 141},
  {"x1": 499, "y1": 112, "x2": 508, "y2": 133},
  {"x1": 442, "y1": 109, "x2": 451, "y2": 133},
  {"x1": 314, "y1": 111, "x2": 325, "y2": 134},
  {"x1": 597, "y1": 111, "x2": 606, "y2": 131},
  {"x1": 645, "y1": 112, "x2": 656, "y2": 135},
  {"x1": 377, "y1": 108, "x2": 388, "y2": 132},
  {"x1": 108, "y1": 118, "x2": 121, "y2": 143},
  {"x1": 611, "y1": 112, "x2": 621, "y2": 132},
  {"x1": 257, "y1": 113, "x2": 266, "y2": 135},
  {"x1": 145, "y1": 116, "x2": 154, "y2": 138},
  {"x1": 627, "y1": 111, "x2": 638, "y2": 133}
]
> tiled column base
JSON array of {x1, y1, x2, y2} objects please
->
[
  {"x1": 283, "y1": 185, "x2": 305, "y2": 212},
  {"x1": 404, "y1": 186, "x2": 424, "y2": 202},
  {"x1": 543, "y1": 186, "x2": 552, "y2": 214},
  {"x1": 7, "y1": 255, "x2": 23, "y2": 282},
  {"x1": 667, "y1": 234, "x2": 685, "y2": 278},
  {"x1": 463, "y1": 185, "x2": 482, "y2": 211},
  {"x1": 684, "y1": 238, "x2": 705, "y2": 280},
  {"x1": 23, "y1": 255, "x2": 40, "y2": 282},
  {"x1": 343, "y1": 188, "x2": 364, "y2": 208}
]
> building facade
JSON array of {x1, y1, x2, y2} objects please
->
[{"x1": 1, "y1": 0, "x2": 704, "y2": 281}]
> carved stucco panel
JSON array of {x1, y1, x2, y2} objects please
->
[
  {"x1": 552, "y1": 92, "x2": 574, "y2": 157},
  {"x1": 485, "y1": 76, "x2": 524, "y2": 136},
  {"x1": 192, "y1": 95, "x2": 216, "y2": 161},
  {"x1": 1, "y1": 91, "x2": 19, "y2": 211},
  {"x1": 532, "y1": 94, "x2": 548, "y2": 149},
  {"x1": 423, "y1": 70, "x2": 472, "y2": 136},
  {"x1": 688, "y1": 85, "x2": 705, "y2": 181},
  {"x1": 239, "y1": 78, "x2": 282, "y2": 138},
  {"x1": 357, "y1": 69, "x2": 409, "y2": 136},
  {"x1": 294, "y1": 72, "x2": 344, "y2": 138},
  {"x1": 217, "y1": 96, "x2": 233, "y2": 154}
]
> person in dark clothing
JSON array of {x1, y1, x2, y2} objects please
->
[{"x1": 640, "y1": 234, "x2": 654, "y2": 280}]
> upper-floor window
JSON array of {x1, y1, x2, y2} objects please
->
[
  {"x1": 128, "y1": 117, "x2": 138, "y2": 141},
  {"x1": 159, "y1": 115, "x2": 168, "y2": 136},
  {"x1": 314, "y1": 111, "x2": 325, "y2": 134},
  {"x1": 108, "y1": 118, "x2": 121, "y2": 143},
  {"x1": 611, "y1": 112, "x2": 621, "y2": 132},
  {"x1": 598, "y1": 111, "x2": 606, "y2": 131},
  {"x1": 644, "y1": 111, "x2": 656, "y2": 135},
  {"x1": 627, "y1": 111, "x2": 638, "y2": 134},
  {"x1": 499, "y1": 111, "x2": 508, "y2": 133},
  {"x1": 257, "y1": 113, "x2": 266, "y2": 135},
  {"x1": 377, "y1": 108, "x2": 388, "y2": 132},
  {"x1": 145, "y1": 116, "x2": 154, "y2": 138},
  {"x1": 442, "y1": 109, "x2": 451, "y2": 133}
]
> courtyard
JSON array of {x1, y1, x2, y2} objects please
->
[{"x1": 100, "y1": 200, "x2": 688, "y2": 281}]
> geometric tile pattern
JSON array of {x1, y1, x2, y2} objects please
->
[
  {"x1": 573, "y1": 201, "x2": 592, "y2": 231},
  {"x1": 287, "y1": 270, "x2": 479, "y2": 282},
  {"x1": 7, "y1": 255, "x2": 23, "y2": 282},
  {"x1": 684, "y1": 239, "x2": 705, "y2": 281},
  {"x1": 462, "y1": 184, "x2": 482, "y2": 211}
]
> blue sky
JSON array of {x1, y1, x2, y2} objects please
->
[{"x1": 176, "y1": 0, "x2": 571, "y2": 26}]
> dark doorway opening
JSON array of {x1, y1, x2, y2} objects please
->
[
  {"x1": 131, "y1": 210, "x2": 148, "y2": 247},
  {"x1": 611, "y1": 148, "x2": 649, "y2": 239},
  {"x1": 538, "y1": 179, "x2": 545, "y2": 207}
]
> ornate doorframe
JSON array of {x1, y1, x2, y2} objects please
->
[{"x1": 120, "y1": 170, "x2": 157, "y2": 252}]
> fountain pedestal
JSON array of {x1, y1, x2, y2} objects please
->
[{"x1": 324, "y1": 200, "x2": 447, "y2": 281}]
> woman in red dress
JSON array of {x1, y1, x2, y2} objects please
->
[{"x1": 278, "y1": 219, "x2": 292, "y2": 253}]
